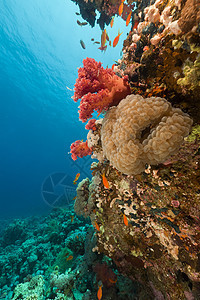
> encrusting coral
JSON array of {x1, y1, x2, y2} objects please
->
[{"x1": 101, "y1": 94, "x2": 193, "y2": 175}]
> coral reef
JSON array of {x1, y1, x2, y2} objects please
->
[
  {"x1": 116, "y1": 0, "x2": 200, "y2": 122},
  {"x1": 72, "y1": 57, "x2": 130, "y2": 122},
  {"x1": 76, "y1": 127, "x2": 200, "y2": 299},
  {"x1": 101, "y1": 94, "x2": 192, "y2": 175},
  {"x1": 12, "y1": 275, "x2": 45, "y2": 300},
  {"x1": 69, "y1": 0, "x2": 199, "y2": 293},
  {"x1": 0, "y1": 208, "x2": 140, "y2": 299}
]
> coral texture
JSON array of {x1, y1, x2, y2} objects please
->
[
  {"x1": 83, "y1": 129, "x2": 200, "y2": 299},
  {"x1": 178, "y1": 0, "x2": 200, "y2": 34},
  {"x1": 12, "y1": 275, "x2": 44, "y2": 300},
  {"x1": 101, "y1": 94, "x2": 193, "y2": 175},
  {"x1": 85, "y1": 118, "x2": 97, "y2": 131},
  {"x1": 74, "y1": 178, "x2": 91, "y2": 217},
  {"x1": 70, "y1": 140, "x2": 92, "y2": 161},
  {"x1": 72, "y1": 58, "x2": 130, "y2": 122}
]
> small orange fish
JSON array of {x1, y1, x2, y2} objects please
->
[
  {"x1": 97, "y1": 284, "x2": 103, "y2": 300},
  {"x1": 123, "y1": 214, "x2": 128, "y2": 226},
  {"x1": 126, "y1": 11, "x2": 132, "y2": 26},
  {"x1": 101, "y1": 29, "x2": 107, "y2": 48},
  {"x1": 95, "y1": 221, "x2": 100, "y2": 231},
  {"x1": 118, "y1": 2, "x2": 123, "y2": 16},
  {"x1": 109, "y1": 40, "x2": 111, "y2": 46},
  {"x1": 97, "y1": 111, "x2": 102, "y2": 118},
  {"x1": 76, "y1": 235, "x2": 79, "y2": 239},
  {"x1": 132, "y1": 19, "x2": 139, "y2": 30},
  {"x1": 70, "y1": 215, "x2": 74, "y2": 223},
  {"x1": 72, "y1": 196, "x2": 76, "y2": 201},
  {"x1": 113, "y1": 30, "x2": 123, "y2": 47},
  {"x1": 66, "y1": 255, "x2": 73, "y2": 261},
  {"x1": 111, "y1": 63, "x2": 115, "y2": 70},
  {"x1": 102, "y1": 172, "x2": 110, "y2": 189},
  {"x1": 109, "y1": 278, "x2": 117, "y2": 284},
  {"x1": 110, "y1": 17, "x2": 114, "y2": 28},
  {"x1": 73, "y1": 173, "x2": 80, "y2": 184}
]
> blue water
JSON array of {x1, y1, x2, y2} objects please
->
[{"x1": 0, "y1": 0, "x2": 131, "y2": 218}]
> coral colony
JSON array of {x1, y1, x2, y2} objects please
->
[{"x1": 1, "y1": 0, "x2": 199, "y2": 299}]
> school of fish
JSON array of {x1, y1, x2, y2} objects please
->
[{"x1": 75, "y1": 0, "x2": 133, "y2": 51}]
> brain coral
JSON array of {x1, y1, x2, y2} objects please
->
[{"x1": 101, "y1": 94, "x2": 193, "y2": 175}]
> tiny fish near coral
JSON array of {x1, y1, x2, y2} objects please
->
[
  {"x1": 102, "y1": 172, "x2": 110, "y2": 189},
  {"x1": 97, "y1": 283, "x2": 103, "y2": 300},
  {"x1": 113, "y1": 30, "x2": 123, "y2": 47},
  {"x1": 80, "y1": 40, "x2": 86, "y2": 49}
]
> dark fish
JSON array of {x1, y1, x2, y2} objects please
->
[
  {"x1": 91, "y1": 38, "x2": 94, "y2": 41},
  {"x1": 77, "y1": 20, "x2": 88, "y2": 26},
  {"x1": 75, "y1": 12, "x2": 80, "y2": 15},
  {"x1": 80, "y1": 40, "x2": 86, "y2": 49}
]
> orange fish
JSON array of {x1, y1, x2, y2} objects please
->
[
  {"x1": 73, "y1": 173, "x2": 80, "y2": 184},
  {"x1": 111, "y1": 63, "x2": 115, "y2": 70},
  {"x1": 70, "y1": 215, "x2": 74, "y2": 223},
  {"x1": 95, "y1": 221, "x2": 100, "y2": 231},
  {"x1": 64, "y1": 252, "x2": 69, "y2": 257},
  {"x1": 132, "y1": 19, "x2": 139, "y2": 30},
  {"x1": 97, "y1": 284, "x2": 103, "y2": 300},
  {"x1": 118, "y1": 2, "x2": 123, "y2": 16},
  {"x1": 126, "y1": 11, "x2": 132, "y2": 26},
  {"x1": 109, "y1": 278, "x2": 117, "y2": 284},
  {"x1": 102, "y1": 172, "x2": 110, "y2": 189},
  {"x1": 110, "y1": 17, "x2": 114, "y2": 28},
  {"x1": 123, "y1": 214, "x2": 128, "y2": 226},
  {"x1": 101, "y1": 29, "x2": 107, "y2": 48},
  {"x1": 66, "y1": 255, "x2": 73, "y2": 261},
  {"x1": 109, "y1": 40, "x2": 111, "y2": 46},
  {"x1": 113, "y1": 30, "x2": 123, "y2": 47}
]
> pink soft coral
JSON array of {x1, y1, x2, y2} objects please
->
[
  {"x1": 70, "y1": 140, "x2": 92, "y2": 161},
  {"x1": 72, "y1": 57, "x2": 131, "y2": 122}
]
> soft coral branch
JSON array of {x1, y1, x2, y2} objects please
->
[
  {"x1": 70, "y1": 140, "x2": 92, "y2": 161},
  {"x1": 72, "y1": 57, "x2": 131, "y2": 122}
]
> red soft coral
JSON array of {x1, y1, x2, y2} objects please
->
[
  {"x1": 85, "y1": 119, "x2": 97, "y2": 131},
  {"x1": 72, "y1": 57, "x2": 131, "y2": 122},
  {"x1": 70, "y1": 140, "x2": 92, "y2": 161}
]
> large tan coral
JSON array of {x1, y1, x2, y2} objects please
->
[{"x1": 101, "y1": 94, "x2": 193, "y2": 175}]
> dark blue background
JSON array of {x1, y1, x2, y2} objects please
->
[{"x1": 0, "y1": 0, "x2": 130, "y2": 218}]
